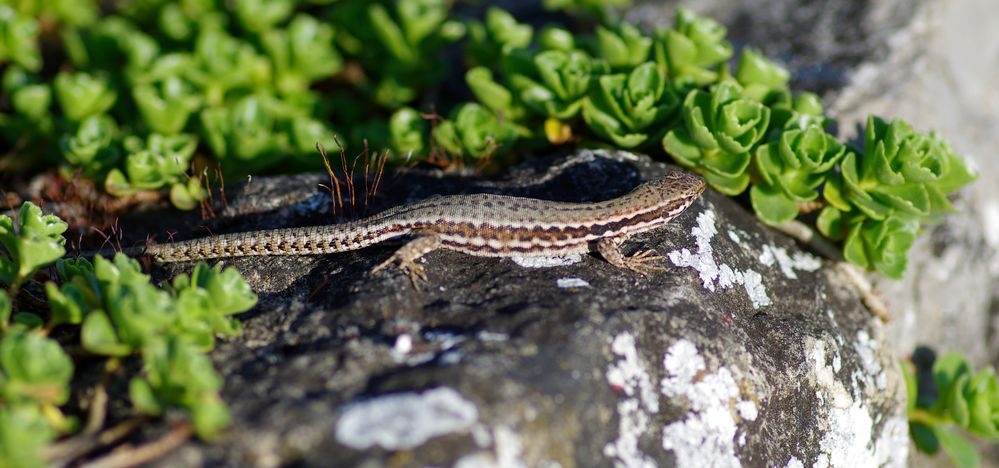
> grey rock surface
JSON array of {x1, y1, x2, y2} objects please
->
[
  {"x1": 132, "y1": 150, "x2": 907, "y2": 467},
  {"x1": 625, "y1": 0, "x2": 999, "y2": 464}
]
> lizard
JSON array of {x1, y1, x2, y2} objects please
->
[{"x1": 132, "y1": 170, "x2": 706, "y2": 286}]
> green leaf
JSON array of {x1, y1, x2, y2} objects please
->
[
  {"x1": 949, "y1": 373, "x2": 971, "y2": 428},
  {"x1": 233, "y1": 0, "x2": 294, "y2": 33},
  {"x1": 595, "y1": 23, "x2": 651, "y2": 70},
  {"x1": 750, "y1": 183, "x2": 799, "y2": 225},
  {"x1": 0, "y1": 202, "x2": 68, "y2": 288},
  {"x1": 81, "y1": 310, "x2": 132, "y2": 357},
  {"x1": 132, "y1": 77, "x2": 201, "y2": 135},
  {"x1": 60, "y1": 114, "x2": 121, "y2": 176},
  {"x1": 0, "y1": 329, "x2": 74, "y2": 405},
  {"x1": 434, "y1": 103, "x2": 520, "y2": 159},
  {"x1": 910, "y1": 422, "x2": 939, "y2": 454},
  {"x1": 662, "y1": 128, "x2": 704, "y2": 167},
  {"x1": 0, "y1": 405, "x2": 56, "y2": 467},
  {"x1": 539, "y1": 26, "x2": 574, "y2": 51},
  {"x1": 53, "y1": 71, "x2": 116, "y2": 122},
  {"x1": 191, "y1": 395, "x2": 231, "y2": 440},
  {"x1": 934, "y1": 426, "x2": 980, "y2": 468},
  {"x1": 389, "y1": 107, "x2": 427, "y2": 157},
  {"x1": 0, "y1": 290, "x2": 9, "y2": 326},
  {"x1": 177, "y1": 263, "x2": 258, "y2": 317},
  {"x1": 735, "y1": 48, "x2": 789, "y2": 103},
  {"x1": 45, "y1": 282, "x2": 84, "y2": 326},
  {"x1": 466, "y1": 67, "x2": 517, "y2": 118},
  {"x1": 0, "y1": 7, "x2": 42, "y2": 71},
  {"x1": 816, "y1": 206, "x2": 845, "y2": 240},
  {"x1": 128, "y1": 378, "x2": 162, "y2": 415},
  {"x1": 654, "y1": 8, "x2": 732, "y2": 86}
]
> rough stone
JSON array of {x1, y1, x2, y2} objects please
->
[
  {"x1": 630, "y1": 0, "x2": 999, "y2": 464},
  {"x1": 122, "y1": 150, "x2": 908, "y2": 467}
]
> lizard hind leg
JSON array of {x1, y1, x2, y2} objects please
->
[
  {"x1": 372, "y1": 235, "x2": 443, "y2": 287},
  {"x1": 596, "y1": 237, "x2": 665, "y2": 277}
]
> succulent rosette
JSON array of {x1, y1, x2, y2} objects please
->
[
  {"x1": 434, "y1": 102, "x2": 523, "y2": 159},
  {"x1": 653, "y1": 8, "x2": 733, "y2": 87},
  {"x1": 750, "y1": 125, "x2": 846, "y2": 224},
  {"x1": 513, "y1": 50, "x2": 595, "y2": 120},
  {"x1": 582, "y1": 62, "x2": 679, "y2": 148},
  {"x1": 821, "y1": 116, "x2": 976, "y2": 222},
  {"x1": 837, "y1": 212, "x2": 918, "y2": 279},
  {"x1": 662, "y1": 82, "x2": 770, "y2": 194},
  {"x1": 735, "y1": 48, "x2": 790, "y2": 104},
  {"x1": 594, "y1": 23, "x2": 652, "y2": 70},
  {"x1": 816, "y1": 116, "x2": 975, "y2": 277}
]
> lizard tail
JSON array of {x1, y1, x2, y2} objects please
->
[{"x1": 143, "y1": 222, "x2": 408, "y2": 263}]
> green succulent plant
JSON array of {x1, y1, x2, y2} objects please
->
[
  {"x1": 0, "y1": 202, "x2": 68, "y2": 294},
  {"x1": 0, "y1": 6, "x2": 42, "y2": 71},
  {"x1": 61, "y1": 114, "x2": 121, "y2": 177},
  {"x1": 750, "y1": 125, "x2": 846, "y2": 224},
  {"x1": 905, "y1": 350, "x2": 999, "y2": 468},
  {"x1": 538, "y1": 26, "x2": 576, "y2": 52},
  {"x1": 53, "y1": 71, "x2": 117, "y2": 122},
  {"x1": 662, "y1": 82, "x2": 771, "y2": 194},
  {"x1": 466, "y1": 6, "x2": 533, "y2": 67},
  {"x1": 833, "y1": 211, "x2": 919, "y2": 279},
  {"x1": 132, "y1": 76, "x2": 202, "y2": 135},
  {"x1": 262, "y1": 14, "x2": 342, "y2": 95},
  {"x1": 735, "y1": 48, "x2": 790, "y2": 104},
  {"x1": 593, "y1": 23, "x2": 652, "y2": 71},
  {"x1": 389, "y1": 107, "x2": 427, "y2": 157},
  {"x1": 49, "y1": 253, "x2": 256, "y2": 438},
  {"x1": 434, "y1": 103, "x2": 523, "y2": 159},
  {"x1": 583, "y1": 62, "x2": 679, "y2": 148},
  {"x1": 654, "y1": 7, "x2": 733, "y2": 87},
  {"x1": 514, "y1": 50, "x2": 596, "y2": 120},
  {"x1": 827, "y1": 116, "x2": 973, "y2": 219}
]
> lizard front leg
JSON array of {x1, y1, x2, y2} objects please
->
[
  {"x1": 597, "y1": 237, "x2": 664, "y2": 276},
  {"x1": 372, "y1": 235, "x2": 442, "y2": 287}
]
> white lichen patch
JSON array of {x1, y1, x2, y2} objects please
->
[
  {"x1": 983, "y1": 202, "x2": 999, "y2": 274},
  {"x1": 494, "y1": 425, "x2": 528, "y2": 468},
  {"x1": 334, "y1": 387, "x2": 479, "y2": 450},
  {"x1": 668, "y1": 210, "x2": 772, "y2": 308},
  {"x1": 660, "y1": 339, "x2": 757, "y2": 468},
  {"x1": 807, "y1": 338, "x2": 908, "y2": 467},
  {"x1": 511, "y1": 254, "x2": 583, "y2": 268},
  {"x1": 758, "y1": 244, "x2": 822, "y2": 279},
  {"x1": 727, "y1": 230, "x2": 743, "y2": 245},
  {"x1": 604, "y1": 333, "x2": 658, "y2": 468},
  {"x1": 557, "y1": 277, "x2": 591, "y2": 288},
  {"x1": 853, "y1": 330, "x2": 887, "y2": 390}
]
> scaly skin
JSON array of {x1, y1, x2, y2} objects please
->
[{"x1": 140, "y1": 170, "x2": 706, "y2": 284}]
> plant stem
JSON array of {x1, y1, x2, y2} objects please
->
[{"x1": 909, "y1": 408, "x2": 951, "y2": 427}]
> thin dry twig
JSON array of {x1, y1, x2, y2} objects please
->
[
  {"x1": 79, "y1": 421, "x2": 193, "y2": 468},
  {"x1": 43, "y1": 417, "x2": 148, "y2": 467}
]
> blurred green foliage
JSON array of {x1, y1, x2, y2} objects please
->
[
  {"x1": 0, "y1": 201, "x2": 256, "y2": 461},
  {"x1": 906, "y1": 349, "x2": 999, "y2": 468}
]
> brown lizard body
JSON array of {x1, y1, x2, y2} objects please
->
[{"x1": 140, "y1": 171, "x2": 706, "y2": 284}]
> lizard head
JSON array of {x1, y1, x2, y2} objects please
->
[{"x1": 643, "y1": 170, "x2": 706, "y2": 220}]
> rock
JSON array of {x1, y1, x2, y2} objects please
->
[
  {"x1": 135, "y1": 150, "x2": 906, "y2": 467},
  {"x1": 629, "y1": 0, "x2": 999, "y2": 464}
]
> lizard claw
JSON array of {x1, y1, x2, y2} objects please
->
[
  {"x1": 372, "y1": 253, "x2": 429, "y2": 289},
  {"x1": 622, "y1": 249, "x2": 666, "y2": 276}
]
